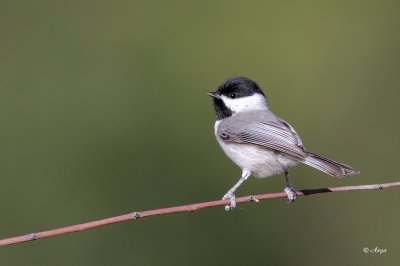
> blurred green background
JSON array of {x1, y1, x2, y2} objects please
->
[{"x1": 1, "y1": 1, "x2": 399, "y2": 265}]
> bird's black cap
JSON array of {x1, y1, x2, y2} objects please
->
[
  {"x1": 208, "y1": 77, "x2": 266, "y2": 120},
  {"x1": 215, "y1": 76, "x2": 265, "y2": 98}
]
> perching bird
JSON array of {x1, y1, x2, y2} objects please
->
[{"x1": 208, "y1": 77, "x2": 359, "y2": 210}]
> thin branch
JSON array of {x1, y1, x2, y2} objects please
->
[{"x1": 0, "y1": 181, "x2": 399, "y2": 247}]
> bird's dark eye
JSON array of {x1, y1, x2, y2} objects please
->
[{"x1": 229, "y1": 93, "x2": 237, "y2": 99}]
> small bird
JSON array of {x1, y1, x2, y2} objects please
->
[{"x1": 208, "y1": 77, "x2": 359, "y2": 210}]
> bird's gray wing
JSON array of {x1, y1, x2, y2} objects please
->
[
  {"x1": 217, "y1": 120, "x2": 307, "y2": 160},
  {"x1": 277, "y1": 118, "x2": 304, "y2": 148}
]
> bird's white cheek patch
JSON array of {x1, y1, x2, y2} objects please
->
[{"x1": 221, "y1": 94, "x2": 267, "y2": 113}]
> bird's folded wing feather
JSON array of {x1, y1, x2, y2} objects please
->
[{"x1": 217, "y1": 120, "x2": 307, "y2": 160}]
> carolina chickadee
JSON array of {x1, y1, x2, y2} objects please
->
[{"x1": 208, "y1": 77, "x2": 359, "y2": 210}]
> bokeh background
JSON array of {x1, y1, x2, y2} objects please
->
[{"x1": 1, "y1": 1, "x2": 399, "y2": 265}]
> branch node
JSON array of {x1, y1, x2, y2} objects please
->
[
  {"x1": 132, "y1": 212, "x2": 142, "y2": 219},
  {"x1": 29, "y1": 233, "x2": 37, "y2": 241}
]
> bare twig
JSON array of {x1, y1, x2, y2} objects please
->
[{"x1": 0, "y1": 181, "x2": 399, "y2": 247}]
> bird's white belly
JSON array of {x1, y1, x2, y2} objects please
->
[{"x1": 217, "y1": 140, "x2": 298, "y2": 178}]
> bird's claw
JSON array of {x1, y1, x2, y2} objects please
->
[
  {"x1": 222, "y1": 192, "x2": 236, "y2": 211},
  {"x1": 284, "y1": 186, "x2": 297, "y2": 203},
  {"x1": 250, "y1": 195, "x2": 259, "y2": 203}
]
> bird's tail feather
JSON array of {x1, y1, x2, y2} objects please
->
[{"x1": 303, "y1": 152, "x2": 359, "y2": 177}]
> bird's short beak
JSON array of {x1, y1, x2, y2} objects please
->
[{"x1": 207, "y1": 91, "x2": 221, "y2": 99}]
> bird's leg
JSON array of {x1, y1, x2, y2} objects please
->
[
  {"x1": 222, "y1": 170, "x2": 251, "y2": 211},
  {"x1": 284, "y1": 169, "x2": 297, "y2": 203}
]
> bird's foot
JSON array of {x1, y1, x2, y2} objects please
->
[
  {"x1": 284, "y1": 186, "x2": 297, "y2": 203},
  {"x1": 250, "y1": 195, "x2": 259, "y2": 203},
  {"x1": 222, "y1": 191, "x2": 236, "y2": 211}
]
